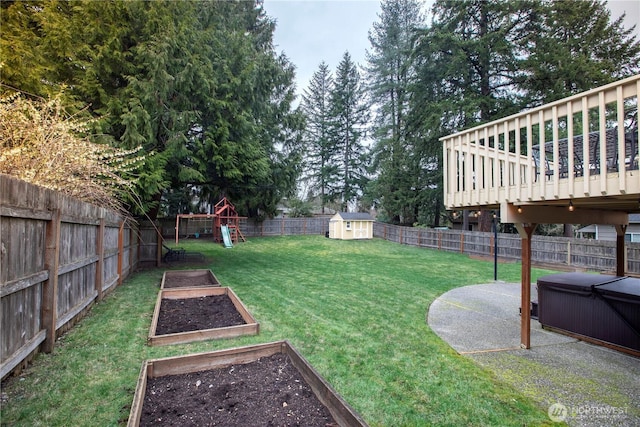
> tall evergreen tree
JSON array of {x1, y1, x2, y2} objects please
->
[
  {"x1": 1, "y1": 0, "x2": 302, "y2": 219},
  {"x1": 410, "y1": 0, "x2": 639, "y2": 230},
  {"x1": 301, "y1": 62, "x2": 339, "y2": 213},
  {"x1": 366, "y1": 0, "x2": 425, "y2": 225},
  {"x1": 523, "y1": 0, "x2": 640, "y2": 104},
  {"x1": 329, "y1": 52, "x2": 370, "y2": 211},
  {"x1": 427, "y1": 0, "x2": 534, "y2": 125},
  {"x1": 411, "y1": 0, "x2": 535, "y2": 230},
  {"x1": 245, "y1": 48, "x2": 306, "y2": 218},
  {"x1": 191, "y1": 0, "x2": 281, "y2": 216}
]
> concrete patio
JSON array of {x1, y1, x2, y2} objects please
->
[{"x1": 428, "y1": 281, "x2": 640, "y2": 427}]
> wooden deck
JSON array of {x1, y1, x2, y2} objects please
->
[
  {"x1": 440, "y1": 74, "x2": 640, "y2": 349},
  {"x1": 441, "y1": 74, "x2": 640, "y2": 220}
]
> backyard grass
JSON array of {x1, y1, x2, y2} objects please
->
[{"x1": 0, "y1": 236, "x2": 561, "y2": 426}]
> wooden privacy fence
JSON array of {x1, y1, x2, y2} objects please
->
[
  {"x1": 4, "y1": 182, "x2": 637, "y2": 380},
  {"x1": 373, "y1": 222, "x2": 640, "y2": 275},
  {"x1": 0, "y1": 174, "x2": 140, "y2": 379},
  {"x1": 153, "y1": 216, "x2": 332, "y2": 239},
  {"x1": 154, "y1": 215, "x2": 639, "y2": 274},
  {"x1": 240, "y1": 217, "x2": 330, "y2": 236}
]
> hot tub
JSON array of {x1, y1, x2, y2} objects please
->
[
  {"x1": 592, "y1": 277, "x2": 640, "y2": 351},
  {"x1": 536, "y1": 273, "x2": 640, "y2": 352}
]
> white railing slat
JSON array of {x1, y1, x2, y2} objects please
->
[{"x1": 440, "y1": 74, "x2": 640, "y2": 209}]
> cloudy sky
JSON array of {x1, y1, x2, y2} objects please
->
[
  {"x1": 263, "y1": 0, "x2": 382, "y2": 96},
  {"x1": 263, "y1": 0, "x2": 639, "y2": 99}
]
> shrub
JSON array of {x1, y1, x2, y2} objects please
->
[{"x1": 0, "y1": 93, "x2": 145, "y2": 212}]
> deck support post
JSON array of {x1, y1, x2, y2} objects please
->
[{"x1": 515, "y1": 223, "x2": 537, "y2": 349}]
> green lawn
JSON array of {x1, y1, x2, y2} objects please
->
[{"x1": 1, "y1": 236, "x2": 560, "y2": 426}]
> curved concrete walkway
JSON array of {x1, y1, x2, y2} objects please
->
[{"x1": 428, "y1": 282, "x2": 640, "y2": 427}]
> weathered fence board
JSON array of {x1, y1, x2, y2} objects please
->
[
  {"x1": 372, "y1": 222, "x2": 638, "y2": 275},
  {"x1": 0, "y1": 217, "x2": 46, "y2": 284},
  {"x1": 628, "y1": 245, "x2": 640, "y2": 273},
  {"x1": 138, "y1": 224, "x2": 160, "y2": 267},
  {"x1": 0, "y1": 174, "x2": 138, "y2": 379},
  {"x1": 0, "y1": 283, "x2": 42, "y2": 374}
]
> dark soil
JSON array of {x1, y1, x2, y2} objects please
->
[
  {"x1": 155, "y1": 295, "x2": 245, "y2": 335},
  {"x1": 163, "y1": 274, "x2": 218, "y2": 288},
  {"x1": 139, "y1": 353, "x2": 337, "y2": 427}
]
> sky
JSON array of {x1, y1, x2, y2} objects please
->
[
  {"x1": 263, "y1": 0, "x2": 383, "y2": 97},
  {"x1": 263, "y1": 0, "x2": 640, "y2": 99}
]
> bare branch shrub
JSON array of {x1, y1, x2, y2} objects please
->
[{"x1": 0, "y1": 93, "x2": 145, "y2": 213}]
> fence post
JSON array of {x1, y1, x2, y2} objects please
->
[
  {"x1": 42, "y1": 204, "x2": 61, "y2": 353},
  {"x1": 460, "y1": 232, "x2": 464, "y2": 254},
  {"x1": 156, "y1": 224, "x2": 162, "y2": 267},
  {"x1": 117, "y1": 221, "x2": 124, "y2": 285},
  {"x1": 96, "y1": 217, "x2": 105, "y2": 300},
  {"x1": 137, "y1": 226, "x2": 142, "y2": 267},
  {"x1": 128, "y1": 225, "x2": 134, "y2": 277}
]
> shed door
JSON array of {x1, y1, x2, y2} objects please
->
[{"x1": 355, "y1": 221, "x2": 368, "y2": 239}]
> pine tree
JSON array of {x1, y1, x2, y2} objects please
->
[
  {"x1": 329, "y1": 52, "x2": 370, "y2": 211},
  {"x1": 192, "y1": 1, "x2": 303, "y2": 218},
  {"x1": 523, "y1": 0, "x2": 640, "y2": 104},
  {"x1": 410, "y1": 0, "x2": 535, "y2": 229},
  {"x1": 366, "y1": 0, "x2": 425, "y2": 225},
  {"x1": 301, "y1": 62, "x2": 339, "y2": 213}
]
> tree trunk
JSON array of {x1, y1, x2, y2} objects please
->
[
  {"x1": 145, "y1": 192, "x2": 164, "y2": 221},
  {"x1": 432, "y1": 196, "x2": 441, "y2": 227},
  {"x1": 563, "y1": 224, "x2": 573, "y2": 237},
  {"x1": 478, "y1": 209, "x2": 492, "y2": 232}
]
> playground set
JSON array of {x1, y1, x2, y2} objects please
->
[{"x1": 173, "y1": 197, "x2": 245, "y2": 248}]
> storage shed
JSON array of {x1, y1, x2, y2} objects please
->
[{"x1": 329, "y1": 212, "x2": 374, "y2": 240}]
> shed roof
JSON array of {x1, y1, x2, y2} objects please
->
[{"x1": 336, "y1": 212, "x2": 374, "y2": 221}]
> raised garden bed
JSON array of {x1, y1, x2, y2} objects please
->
[
  {"x1": 160, "y1": 269, "x2": 220, "y2": 289},
  {"x1": 148, "y1": 287, "x2": 259, "y2": 346},
  {"x1": 128, "y1": 341, "x2": 368, "y2": 427}
]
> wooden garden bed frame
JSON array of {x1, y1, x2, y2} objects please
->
[
  {"x1": 127, "y1": 341, "x2": 369, "y2": 427},
  {"x1": 148, "y1": 287, "x2": 259, "y2": 346},
  {"x1": 160, "y1": 269, "x2": 221, "y2": 289}
]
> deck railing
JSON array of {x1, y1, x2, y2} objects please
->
[{"x1": 441, "y1": 74, "x2": 640, "y2": 210}]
